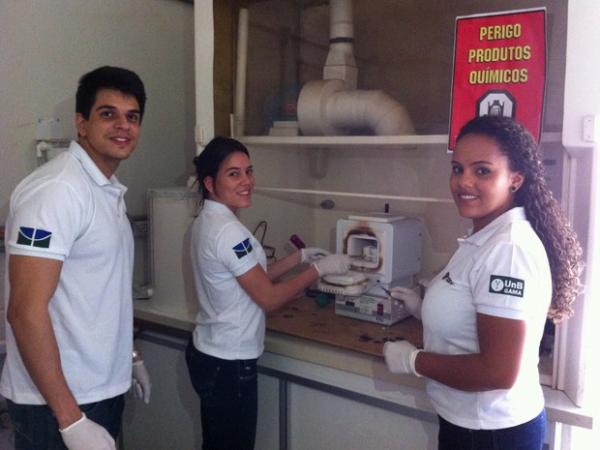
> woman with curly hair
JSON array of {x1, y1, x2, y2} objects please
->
[{"x1": 383, "y1": 115, "x2": 583, "y2": 450}]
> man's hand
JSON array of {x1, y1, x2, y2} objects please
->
[
  {"x1": 132, "y1": 360, "x2": 152, "y2": 404},
  {"x1": 60, "y1": 413, "x2": 116, "y2": 450}
]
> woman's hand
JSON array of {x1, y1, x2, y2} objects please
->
[
  {"x1": 383, "y1": 340, "x2": 422, "y2": 377},
  {"x1": 389, "y1": 287, "x2": 422, "y2": 319},
  {"x1": 312, "y1": 254, "x2": 351, "y2": 276},
  {"x1": 300, "y1": 247, "x2": 331, "y2": 264}
]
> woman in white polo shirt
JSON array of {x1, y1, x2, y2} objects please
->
[
  {"x1": 186, "y1": 136, "x2": 350, "y2": 450},
  {"x1": 383, "y1": 115, "x2": 582, "y2": 450}
]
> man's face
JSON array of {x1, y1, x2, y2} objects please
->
[{"x1": 76, "y1": 88, "x2": 141, "y2": 177}]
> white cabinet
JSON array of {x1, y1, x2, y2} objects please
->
[
  {"x1": 121, "y1": 332, "x2": 280, "y2": 450},
  {"x1": 122, "y1": 330, "x2": 437, "y2": 450}
]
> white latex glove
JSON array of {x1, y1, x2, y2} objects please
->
[
  {"x1": 312, "y1": 254, "x2": 351, "y2": 276},
  {"x1": 132, "y1": 360, "x2": 152, "y2": 404},
  {"x1": 300, "y1": 247, "x2": 331, "y2": 263},
  {"x1": 60, "y1": 413, "x2": 115, "y2": 450},
  {"x1": 383, "y1": 340, "x2": 422, "y2": 377},
  {"x1": 389, "y1": 286, "x2": 422, "y2": 319}
]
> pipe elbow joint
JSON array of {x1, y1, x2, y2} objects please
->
[{"x1": 364, "y1": 90, "x2": 415, "y2": 135}]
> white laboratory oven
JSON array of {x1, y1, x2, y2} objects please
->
[{"x1": 318, "y1": 213, "x2": 423, "y2": 325}]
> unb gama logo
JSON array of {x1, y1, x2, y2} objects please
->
[
  {"x1": 17, "y1": 227, "x2": 52, "y2": 248},
  {"x1": 489, "y1": 275, "x2": 524, "y2": 298}
]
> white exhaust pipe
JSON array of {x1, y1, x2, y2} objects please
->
[
  {"x1": 324, "y1": 0, "x2": 357, "y2": 89},
  {"x1": 297, "y1": 0, "x2": 414, "y2": 136},
  {"x1": 298, "y1": 79, "x2": 414, "y2": 135},
  {"x1": 234, "y1": 8, "x2": 249, "y2": 137}
]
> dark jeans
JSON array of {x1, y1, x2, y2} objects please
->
[
  {"x1": 7, "y1": 394, "x2": 125, "y2": 450},
  {"x1": 185, "y1": 340, "x2": 258, "y2": 450},
  {"x1": 438, "y1": 409, "x2": 546, "y2": 450}
]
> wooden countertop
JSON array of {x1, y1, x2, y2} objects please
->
[
  {"x1": 134, "y1": 296, "x2": 594, "y2": 429},
  {"x1": 266, "y1": 297, "x2": 423, "y2": 357}
]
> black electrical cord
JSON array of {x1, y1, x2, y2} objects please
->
[{"x1": 252, "y1": 220, "x2": 276, "y2": 260}]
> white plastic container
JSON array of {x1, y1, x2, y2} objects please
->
[{"x1": 147, "y1": 187, "x2": 201, "y2": 317}]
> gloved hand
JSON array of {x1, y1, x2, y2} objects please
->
[
  {"x1": 383, "y1": 340, "x2": 422, "y2": 377},
  {"x1": 389, "y1": 286, "x2": 422, "y2": 319},
  {"x1": 132, "y1": 360, "x2": 152, "y2": 404},
  {"x1": 60, "y1": 413, "x2": 116, "y2": 450},
  {"x1": 312, "y1": 254, "x2": 351, "y2": 276},
  {"x1": 300, "y1": 247, "x2": 331, "y2": 263}
]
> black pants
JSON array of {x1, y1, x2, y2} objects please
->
[
  {"x1": 185, "y1": 340, "x2": 258, "y2": 450},
  {"x1": 7, "y1": 394, "x2": 125, "y2": 450},
  {"x1": 438, "y1": 409, "x2": 546, "y2": 450}
]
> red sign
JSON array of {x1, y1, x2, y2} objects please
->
[{"x1": 448, "y1": 9, "x2": 546, "y2": 150}]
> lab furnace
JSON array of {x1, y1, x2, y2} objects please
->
[{"x1": 318, "y1": 214, "x2": 423, "y2": 325}]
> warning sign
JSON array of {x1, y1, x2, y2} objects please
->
[{"x1": 448, "y1": 9, "x2": 546, "y2": 150}]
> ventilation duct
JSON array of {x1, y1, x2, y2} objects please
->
[{"x1": 297, "y1": 0, "x2": 414, "y2": 136}]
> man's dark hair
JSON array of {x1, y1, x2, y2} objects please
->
[{"x1": 76, "y1": 66, "x2": 146, "y2": 121}]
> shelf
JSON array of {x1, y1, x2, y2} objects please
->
[
  {"x1": 254, "y1": 186, "x2": 454, "y2": 204},
  {"x1": 238, "y1": 132, "x2": 563, "y2": 149},
  {"x1": 240, "y1": 134, "x2": 447, "y2": 148}
]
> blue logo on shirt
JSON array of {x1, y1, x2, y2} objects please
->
[
  {"x1": 233, "y1": 238, "x2": 253, "y2": 259},
  {"x1": 16, "y1": 227, "x2": 52, "y2": 248}
]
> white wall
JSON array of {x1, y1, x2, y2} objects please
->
[{"x1": 0, "y1": 0, "x2": 196, "y2": 219}]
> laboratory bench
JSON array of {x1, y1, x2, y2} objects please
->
[
  {"x1": 128, "y1": 296, "x2": 593, "y2": 449},
  {"x1": 134, "y1": 295, "x2": 427, "y2": 390}
]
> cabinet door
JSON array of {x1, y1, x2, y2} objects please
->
[
  {"x1": 122, "y1": 335, "x2": 202, "y2": 449},
  {"x1": 122, "y1": 333, "x2": 280, "y2": 449}
]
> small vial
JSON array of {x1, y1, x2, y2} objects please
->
[{"x1": 290, "y1": 234, "x2": 306, "y2": 249}]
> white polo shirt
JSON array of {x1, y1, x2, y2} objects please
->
[
  {"x1": 421, "y1": 207, "x2": 551, "y2": 429},
  {"x1": 1, "y1": 141, "x2": 134, "y2": 405},
  {"x1": 190, "y1": 200, "x2": 267, "y2": 360}
]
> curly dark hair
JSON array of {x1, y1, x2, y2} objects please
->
[{"x1": 457, "y1": 115, "x2": 583, "y2": 323}]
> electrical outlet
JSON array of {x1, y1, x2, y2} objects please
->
[
  {"x1": 582, "y1": 115, "x2": 597, "y2": 143},
  {"x1": 36, "y1": 118, "x2": 63, "y2": 140},
  {"x1": 195, "y1": 125, "x2": 205, "y2": 145}
]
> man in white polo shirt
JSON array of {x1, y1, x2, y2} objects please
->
[{"x1": 0, "y1": 66, "x2": 151, "y2": 450}]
